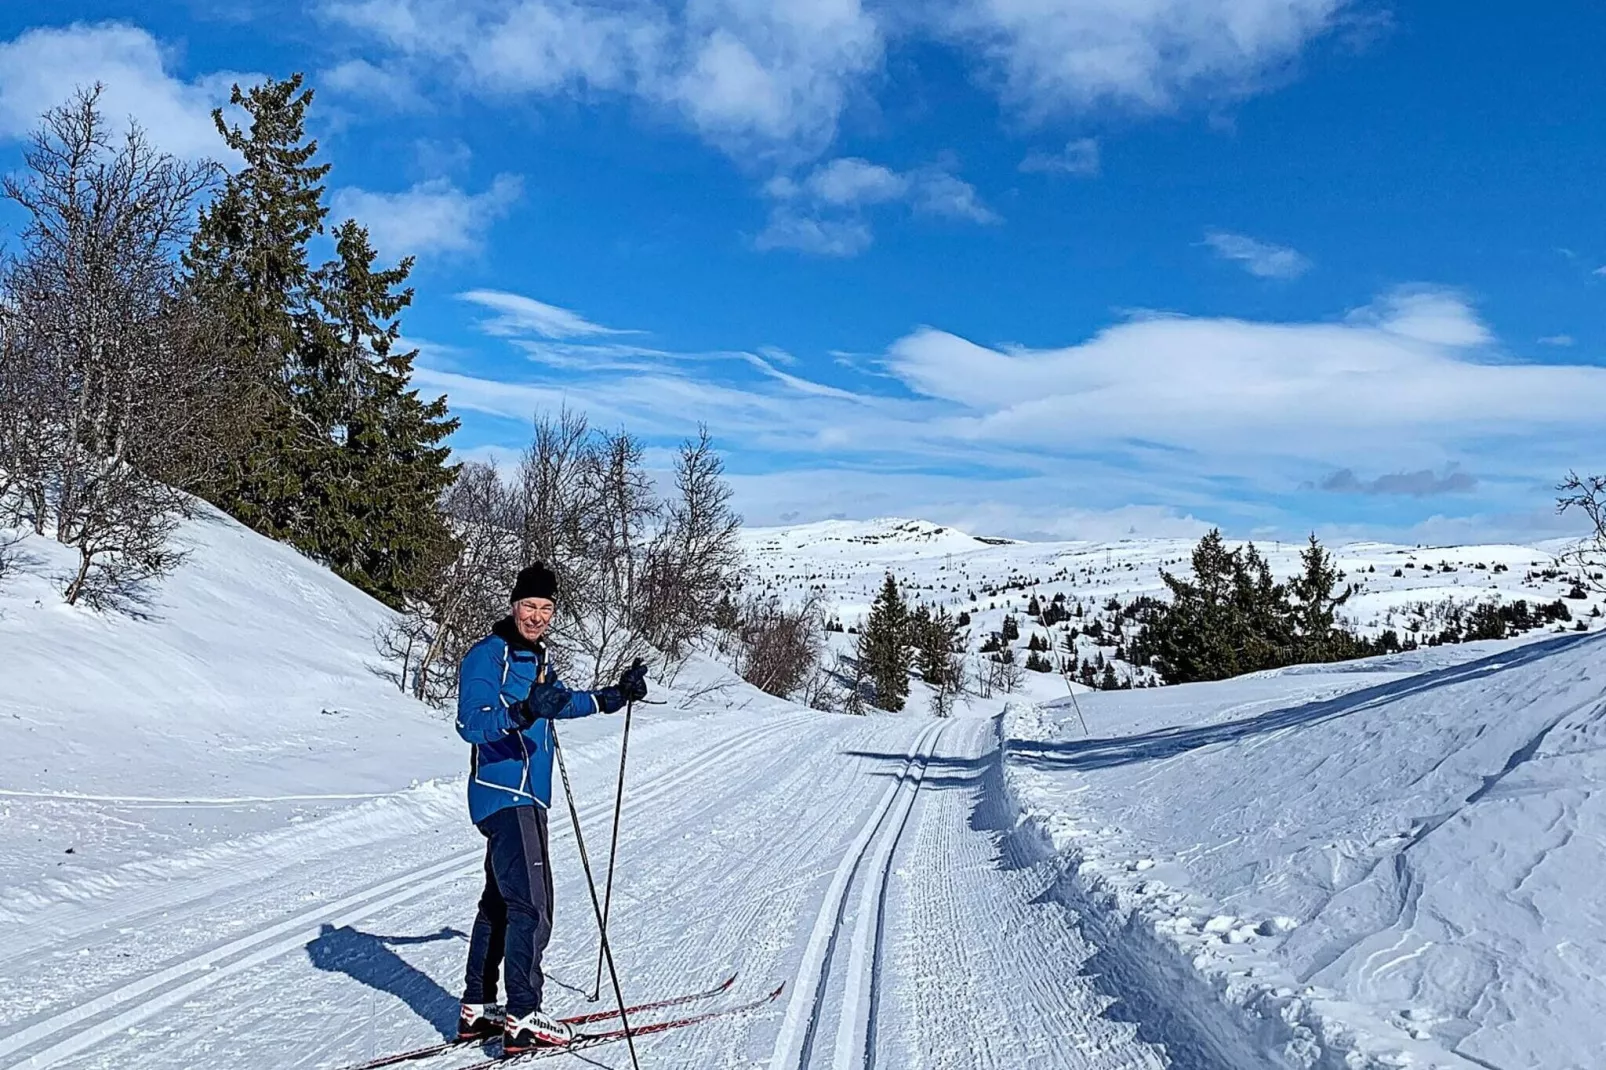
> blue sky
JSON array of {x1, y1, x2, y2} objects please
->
[{"x1": 1, "y1": 1, "x2": 1602, "y2": 543}]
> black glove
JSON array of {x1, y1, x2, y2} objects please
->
[
  {"x1": 617, "y1": 659, "x2": 649, "y2": 702},
  {"x1": 508, "y1": 699, "x2": 537, "y2": 730},
  {"x1": 593, "y1": 660, "x2": 649, "y2": 714}
]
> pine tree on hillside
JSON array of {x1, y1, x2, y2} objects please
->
[
  {"x1": 303, "y1": 220, "x2": 459, "y2": 604},
  {"x1": 1290, "y1": 533, "x2": 1358, "y2": 661},
  {"x1": 1000, "y1": 613, "x2": 1020, "y2": 641},
  {"x1": 858, "y1": 572, "x2": 911, "y2": 711},
  {"x1": 914, "y1": 604, "x2": 961, "y2": 688},
  {"x1": 185, "y1": 75, "x2": 328, "y2": 540}
]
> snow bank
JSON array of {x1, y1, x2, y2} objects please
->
[
  {"x1": 0, "y1": 503, "x2": 461, "y2": 799},
  {"x1": 1000, "y1": 634, "x2": 1606, "y2": 1070}
]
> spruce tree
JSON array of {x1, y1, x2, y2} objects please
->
[
  {"x1": 1290, "y1": 533, "x2": 1356, "y2": 661},
  {"x1": 185, "y1": 75, "x2": 458, "y2": 607},
  {"x1": 915, "y1": 604, "x2": 960, "y2": 687},
  {"x1": 304, "y1": 220, "x2": 459, "y2": 604},
  {"x1": 185, "y1": 75, "x2": 328, "y2": 541},
  {"x1": 859, "y1": 572, "x2": 911, "y2": 711}
]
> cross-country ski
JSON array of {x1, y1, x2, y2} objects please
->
[
  {"x1": 4, "y1": 12, "x2": 1606, "y2": 1070},
  {"x1": 331, "y1": 974, "x2": 740, "y2": 1070}
]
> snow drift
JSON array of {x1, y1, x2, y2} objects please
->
[{"x1": 1004, "y1": 634, "x2": 1606, "y2": 1070}]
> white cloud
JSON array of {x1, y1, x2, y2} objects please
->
[
  {"x1": 802, "y1": 157, "x2": 909, "y2": 206},
  {"x1": 1020, "y1": 137, "x2": 1101, "y2": 175},
  {"x1": 430, "y1": 285, "x2": 1606, "y2": 543},
  {"x1": 755, "y1": 210, "x2": 873, "y2": 256},
  {"x1": 0, "y1": 22, "x2": 255, "y2": 159},
  {"x1": 910, "y1": 170, "x2": 999, "y2": 223},
  {"x1": 326, "y1": 0, "x2": 1343, "y2": 162},
  {"x1": 1351, "y1": 288, "x2": 1489, "y2": 347},
  {"x1": 323, "y1": 0, "x2": 881, "y2": 158},
  {"x1": 1204, "y1": 229, "x2": 1311, "y2": 279},
  {"x1": 758, "y1": 157, "x2": 995, "y2": 254},
  {"x1": 459, "y1": 289, "x2": 635, "y2": 340},
  {"x1": 1538, "y1": 334, "x2": 1576, "y2": 348},
  {"x1": 321, "y1": 57, "x2": 427, "y2": 110},
  {"x1": 940, "y1": 0, "x2": 1344, "y2": 117},
  {"x1": 330, "y1": 174, "x2": 522, "y2": 256}
]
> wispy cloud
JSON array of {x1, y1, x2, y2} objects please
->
[
  {"x1": 330, "y1": 175, "x2": 522, "y2": 257},
  {"x1": 1203, "y1": 229, "x2": 1312, "y2": 279},
  {"x1": 1538, "y1": 334, "x2": 1576, "y2": 347},
  {"x1": 1020, "y1": 137, "x2": 1100, "y2": 175},
  {"x1": 321, "y1": 56, "x2": 428, "y2": 110},
  {"x1": 460, "y1": 289, "x2": 638, "y2": 340},
  {"x1": 322, "y1": 0, "x2": 1343, "y2": 161},
  {"x1": 759, "y1": 157, "x2": 995, "y2": 255},
  {"x1": 426, "y1": 285, "x2": 1606, "y2": 540},
  {"x1": 754, "y1": 211, "x2": 874, "y2": 257},
  {"x1": 936, "y1": 0, "x2": 1344, "y2": 117}
]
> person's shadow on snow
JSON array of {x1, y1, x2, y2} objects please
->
[{"x1": 306, "y1": 923, "x2": 467, "y2": 1039}]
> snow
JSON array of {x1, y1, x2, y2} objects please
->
[
  {"x1": 2, "y1": 508, "x2": 1602, "y2": 1070},
  {"x1": 1003, "y1": 634, "x2": 1606, "y2": 1069}
]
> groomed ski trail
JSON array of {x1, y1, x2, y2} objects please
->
[{"x1": 1, "y1": 709, "x2": 1176, "y2": 1070}]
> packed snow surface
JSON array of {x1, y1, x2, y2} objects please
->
[{"x1": 2, "y1": 511, "x2": 1600, "y2": 1070}]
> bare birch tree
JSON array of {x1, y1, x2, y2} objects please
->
[
  {"x1": 1, "y1": 86, "x2": 219, "y2": 608},
  {"x1": 1558, "y1": 471, "x2": 1606, "y2": 594}
]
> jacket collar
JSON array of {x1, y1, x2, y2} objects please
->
[{"x1": 492, "y1": 616, "x2": 545, "y2": 657}]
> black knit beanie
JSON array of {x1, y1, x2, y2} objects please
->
[{"x1": 510, "y1": 562, "x2": 558, "y2": 603}]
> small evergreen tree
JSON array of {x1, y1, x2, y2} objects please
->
[
  {"x1": 1290, "y1": 533, "x2": 1357, "y2": 661},
  {"x1": 1001, "y1": 613, "x2": 1020, "y2": 641},
  {"x1": 859, "y1": 572, "x2": 911, "y2": 711}
]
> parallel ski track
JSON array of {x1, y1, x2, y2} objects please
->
[
  {"x1": 0, "y1": 713, "x2": 812, "y2": 1070},
  {"x1": 767, "y1": 719, "x2": 948, "y2": 1070}
]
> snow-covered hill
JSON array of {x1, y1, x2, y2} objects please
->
[{"x1": 745, "y1": 516, "x2": 1602, "y2": 689}]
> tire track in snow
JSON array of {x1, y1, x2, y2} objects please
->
[
  {"x1": 0, "y1": 713, "x2": 810, "y2": 1070},
  {"x1": 767, "y1": 719, "x2": 947, "y2": 1070}
]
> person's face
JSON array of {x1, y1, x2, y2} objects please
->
[{"x1": 513, "y1": 597, "x2": 555, "y2": 643}]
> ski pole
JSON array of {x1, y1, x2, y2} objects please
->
[
  {"x1": 552, "y1": 727, "x2": 643, "y2": 1070},
  {"x1": 1059, "y1": 667, "x2": 1091, "y2": 737},
  {"x1": 588, "y1": 689, "x2": 635, "y2": 1001}
]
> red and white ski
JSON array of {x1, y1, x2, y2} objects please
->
[
  {"x1": 330, "y1": 974, "x2": 739, "y2": 1070},
  {"x1": 454, "y1": 982, "x2": 786, "y2": 1069}
]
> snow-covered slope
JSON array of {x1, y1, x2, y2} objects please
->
[
  {"x1": 1004, "y1": 633, "x2": 1606, "y2": 1070},
  {"x1": 0, "y1": 504, "x2": 472, "y2": 899},
  {"x1": 0, "y1": 503, "x2": 459, "y2": 798}
]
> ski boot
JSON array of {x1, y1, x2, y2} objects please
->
[
  {"x1": 457, "y1": 1001, "x2": 505, "y2": 1041},
  {"x1": 503, "y1": 1009, "x2": 574, "y2": 1054}
]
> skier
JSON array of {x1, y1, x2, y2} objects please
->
[{"x1": 453, "y1": 562, "x2": 650, "y2": 1054}]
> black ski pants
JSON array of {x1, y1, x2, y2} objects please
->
[{"x1": 462, "y1": 803, "x2": 554, "y2": 1017}]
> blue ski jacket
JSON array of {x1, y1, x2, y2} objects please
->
[{"x1": 456, "y1": 618, "x2": 603, "y2": 824}]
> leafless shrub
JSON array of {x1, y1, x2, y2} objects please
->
[
  {"x1": 514, "y1": 411, "x2": 742, "y2": 686},
  {"x1": 391, "y1": 412, "x2": 744, "y2": 706},
  {"x1": 732, "y1": 590, "x2": 825, "y2": 699},
  {"x1": 929, "y1": 651, "x2": 966, "y2": 717},
  {"x1": 1558, "y1": 471, "x2": 1606, "y2": 593},
  {"x1": 972, "y1": 651, "x2": 1023, "y2": 698},
  {"x1": 375, "y1": 460, "x2": 522, "y2": 706},
  {"x1": 1, "y1": 86, "x2": 218, "y2": 610}
]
